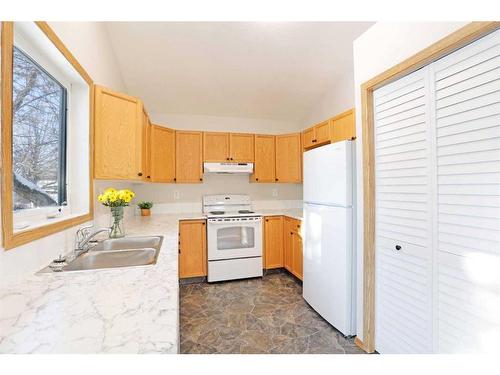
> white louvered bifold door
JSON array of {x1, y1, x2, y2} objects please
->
[
  {"x1": 373, "y1": 68, "x2": 434, "y2": 354},
  {"x1": 431, "y1": 29, "x2": 500, "y2": 353}
]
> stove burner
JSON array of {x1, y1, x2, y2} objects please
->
[
  {"x1": 238, "y1": 210, "x2": 255, "y2": 214},
  {"x1": 210, "y1": 211, "x2": 225, "y2": 215}
]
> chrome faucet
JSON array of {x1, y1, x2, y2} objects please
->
[{"x1": 74, "y1": 226, "x2": 111, "y2": 257}]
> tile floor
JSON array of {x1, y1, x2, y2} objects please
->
[{"x1": 180, "y1": 271, "x2": 365, "y2": 354}]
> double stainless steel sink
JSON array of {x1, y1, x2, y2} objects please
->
[{"x1": 39, "y1": 235, "x2": 163, "y2": 273}]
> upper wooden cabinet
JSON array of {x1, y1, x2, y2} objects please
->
[
  {"x1": 331, "y1": 109, "x2": 355, "y2": 143},
  {"x1": 229, "y1": 133, "x2": 254, "y2": 162},
  {"x1": 302, "y1": 126, "x2": 315, "y2": 149},
  {"x1": 176, "y1": 131, "x2": 203, "y2": 183},
  {"x1": 275, "y1": 133, "x2": 302, "y2": 183},
  {"x1": 150, "y1": 125, "x2": 175, "y2": 183},
  {"x1": 252, "y1": 134, "x2": 276, "y2": 182},
  {"x1": 203, "y1": 132, "x2": 230, "y2": 162},
  {"x1": 302, "y1": 119, "x2": 330, "y2": 149},
  {"x1": 264, "y1": 216, "x2": 284, "y2": 269},
  {"x1": 142, "y1": 108, "x2": 152, "y2": 181},
  {"x1": 303, "y1": 108, "x2": 355, "y2": 150},
  {"x1": 178, "y1": 220, "x2": 207, "y2": 278},
  {"x1": 94, "y1": 85, "x2": 144, "y2": 180},
  {"x1": 203, "y1": 132, "x2": 254, "y2": 162}
]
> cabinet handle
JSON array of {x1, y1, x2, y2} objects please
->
[
  {"x1": 174, "y1": 178, "x2": 176, "y2": 182},
  {"x1": 138, "y1": 172, "x2": 143, "y2": 177},
  {"x1": 199, "y1": 178, "x2": 203, "y2": 181},
  {"x1": 226, "y1": 157, "x2": 230, "y2": 160},
  {"x1": 395, "y1": 245, "x2": 402, "y2": 251},
  {"x1": 147, "y1": 175, "x2": 151, "y2": 179},
  {"x1": 312, "y1": 139, "x2": 317, "y2": 143},
  {"x1": 265, "y1": 219, "x2": 269, "y2": 222},
  {"x1": 275, "y1": 178, "x2": 278, "y2": 182},
  {"x1": 255, "y1": 178, "x2": 259, "y2": 181},
  {"x1": 290, "y1": 232, "x2": 293, "y2": 235}
]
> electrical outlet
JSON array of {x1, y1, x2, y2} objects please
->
[
  {"x1": 173, "y1": 190, "x2": 180, "y2": 200},
  {"x1": 272, "y1": 189, "x2": 278, "y2": 197}
]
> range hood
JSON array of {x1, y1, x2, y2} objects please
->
[{"x1": 204, "y1": 162, "x2": 254, "y2": 174}]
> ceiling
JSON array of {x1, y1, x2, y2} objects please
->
[{"x1": 105, "y1": 22, "x2": 373, "y2": 122}]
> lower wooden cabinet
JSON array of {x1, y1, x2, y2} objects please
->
[
  {"x1": 264, "y1": 215, "x2": 303, "y2": 280},
  {"x1": 263, "y1": 216, "x2": 284, "y2": 269},
  {"x1": 284, "y1": 216, "x2": 303, "y2": 280},
  {"x1": 178, "y1": 220, "x2": 207, "y2": 278}
]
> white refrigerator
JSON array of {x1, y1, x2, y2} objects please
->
[{"x1": 302, "y1": 140, "x2": 355, "y2": 336}]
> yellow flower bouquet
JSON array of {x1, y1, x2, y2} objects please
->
[
  {"x1": 98, "y1": 188, "x2": 135, "y2": 207},
  {"x1": 98, "y1": 188, "x2": 135, "y2": 238}
]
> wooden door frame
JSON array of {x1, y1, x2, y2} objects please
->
[{"x1": 360, "y1": 21, "x2": 499, "y2": 353}]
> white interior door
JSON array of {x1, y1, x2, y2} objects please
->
[
  {"x1": 374, "y1": 67, "x2": 434, "y2": 354},
  {"x1": 373, "y1": 28, "x2": 500, "y2": 354},
  {"x1": 430, "y1": 29, "x2": 500, "y2": 353}
]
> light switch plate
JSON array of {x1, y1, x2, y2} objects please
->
[
  {"x1": 272, "y1": 189, "x2": 278, "y2": 197},
  {"x1": 173, "y1": 190, "x2": 180, "y2": 200}
]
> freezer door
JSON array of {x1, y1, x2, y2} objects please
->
[
  {"x1": 303, "y1": 141, "x2": 353, "y2": 206},
  {"x1": 302, "y1": 203, "x2": 354, "y2": 336}
]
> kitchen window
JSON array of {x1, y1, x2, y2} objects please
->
[
  {"x1": 1, "y1": 22, "x2": 93, "y2": 249},
  {"x1": 12, "y1": 46, "x2": 68, "y2": 212}
]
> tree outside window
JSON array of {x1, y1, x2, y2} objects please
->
[{"x1": 12, "y1": 47, "x2": 67, "y2": 211}]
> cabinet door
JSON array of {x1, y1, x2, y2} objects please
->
[
  {"x1": 179, "y1": 220, "x2": 207, "y2": 278},
  {"x1": 175, "y1": 131, "x2": 203, "y2": 183},
  {"x1": 150, "y1": 125, "x2": 175, "y2": 182},
  {"x1": 315, "y1": 120, "x2": 331, "y2": 144},
  {"x1": 264, "y1": 216, "x2": 284, "y2": 269},
  {"x1": 253, "y1": 135, "x2": 276, "y2": 182},
  {"x1": 283, "y1": 217, "x2": 293, "y2": 272},
  {"x1": 142, "y1": 109, "x2": 152, "y2": 181},
  {"x1": 94, "y1": 85, "x2": 143, "y2": 180},
  {"x1": 332, "y1": 109, "x2": 355, "y2": 142},
  {"x1": 203, "y1": 132, "x2": 229, "y2": 162},
  {"x1": 230, "y1": 133, "x2": 254, "y2": 162},
  {"x1": 275, "y1": 133, "x2": 302, "y2": 183},
  {"x1": 291, "y1": 229, "x2": 303, "y2": 280},
  {"x1": 302, "y1": 126, "x2": 315, "y2": 149}
]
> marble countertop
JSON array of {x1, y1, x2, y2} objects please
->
[
  {"x1": 0, "y1": 209, "x2": 303, "y2": 354},
  {"x1": 0, "y1": 215, "x2": 182, "y2": 354}
]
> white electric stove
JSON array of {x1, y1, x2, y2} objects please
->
[{"x1": 203, "y1": 195, "x2": 263, "y2": 282}]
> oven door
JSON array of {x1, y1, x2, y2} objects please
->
[{"x1": 207, "y1": 217, "x2": 262, "y2": 260}]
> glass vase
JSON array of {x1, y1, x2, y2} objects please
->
[{"x1": 110, "y1": 206, "x2": 125, "y2": 238}]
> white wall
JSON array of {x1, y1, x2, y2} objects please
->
[
  {"x1": 300, "y1": 73, "x2": 355, "y2": 127},
  {"x1": 352, "y1": 22, "x2": 468, "y2": 343},
  {"x1": 150, "y1": 112, "x2": 302, "y2": 134},
  {"x1": 0, "y1": 22, "x2": 125, "y2": 286}
]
